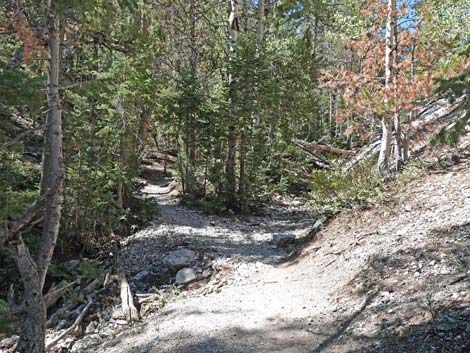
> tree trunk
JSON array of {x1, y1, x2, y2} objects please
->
[
  {"x1": 392, "y1": 111, "x2": 402, "y2": 171},
  {"x1": 378, "y1": 115, "x2": 392, "y2": 173},
  {"x1": 238, "y1": 130, "x2": 246, "y2": 212},
  {"x1": 225, "y1": 0, "x2": 239, "y2": 210},
  {"x1": 329, "y1": 90, "x2": 336, "y2": 137},
  {"x1": 36, "y1": 0, "x2": 63, "y2": 305},
  {"x1": 257, "y1": 0, "x2": 265, "y2": 49},
  {"x1": 378, "y1": 0, "x2": 396, "y2": 174},
  {"x1": 15, "y1": 242, "x2": 46, "y2": 353},
  {"x1": 16, "y1": 5, "x2": 63, "y2": 352}
]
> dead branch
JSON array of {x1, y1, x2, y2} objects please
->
[
  {"x1": 294, "y1": 140, "x2": 331, "y2": 169},
  {"x1": 1, "y1": 173, "x2": 64, "y2": 245},
  {"x1": 44, "y1": 280, "x2": 79, "y2": 309},
  {"x1": 0, "y1": 123, "x2": 48, "y2": 149},
  {"x1": 45, "y1": 294, "x2": 93, "y2": 351}
]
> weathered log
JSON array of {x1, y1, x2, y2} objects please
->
[
  {"x1": 293, "y1": 140, "x2": 331, "y2": 169},
  {"x1": 342, "y1": 140, "x2": 381, "y2": 173},
  {"x1": 113, "y1": 241, "x2": 140, "y2": 322},
  {"x1": 340, "y1": 94, "x2": 468, "y2": 173}
]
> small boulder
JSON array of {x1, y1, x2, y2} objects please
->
[
  {"x1": 163, "y1": 249, "x2": 197, "y2": 271},
  {"x1": 272, "y1": 234, "x2": 296, "y2": 248},
  {"x1": 131, "y1": 270, "x2": 149, "y2": 281},
  {"x1": 175, "y1": 268, "x2": 197, "y2": 285}
]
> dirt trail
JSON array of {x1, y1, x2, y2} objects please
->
[{"x1": 97, "y1": 162, "x2": 470, "y2": 353}]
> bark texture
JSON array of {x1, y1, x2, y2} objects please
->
[
  {"x1": 15, "y1": 3, "x2": 63, "y2": 352},
  {"x1": 225, "y1": 0, "x2": 240, "y2": 210}
]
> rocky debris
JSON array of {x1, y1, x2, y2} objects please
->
[
  {"x1": 111, "y1": 308, "x2": 125, "y2": 320},
  {"x1": 163, "y1": 248, "x2": 197, "y2": 271},
  {"x1": 48, "y1": 337, "x2": 75, "y2": 352},
  {"x1": 0, "y1": 336, "x2": 18, "y2": 350},
  {"x1": 175, "y1": 268, "x2": 197, "y2": 285},
  {"x1": 272, "y1": 233, "x2": 296, "y2": 248}
]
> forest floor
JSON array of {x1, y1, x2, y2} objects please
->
[{"x1": 83, "y1": 140, "x2": 470, "y2": 353}]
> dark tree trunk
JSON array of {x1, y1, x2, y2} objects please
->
[{"x1": 15, "y1": 243, "x2": 46, "y2": 353}]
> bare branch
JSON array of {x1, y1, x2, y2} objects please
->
[
  {"x1": 0, "y1": 124, "x2": 48, "y2": 150},
  {"x1": 45, "y1": 295, "x2": 93, "y2": 351},
  {"x1": 1, "y1": 172, "x2": 64, "y2": 245}
]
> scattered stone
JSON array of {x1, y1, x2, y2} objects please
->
[
  {"x1": 0, "y1": 336, "x2": 19, "y2": 349},
  {"x1": 201, "y1": 269, "x2": 212, "y2": 278},
  {"x1": 99, "y1": 327, "x2": 113, "y2": 338},
  {"x1": 131, "y1": 270, "x2": 149, "y2": 281},
  {"x1": 163, "y1": 249, "x2": 197, "y2": 271},
  {"x1": 115, "y1": 319, "x2": 128, "y2": 325},
  {"x1": 272, "y1": 234, "x2": 296, "y2": 248},
  {"x1": 175, "y1": 268, "x2": 197, "y2": 285},
  {"x1": 85, "y1": 321, "x2": 97, "y2": 334}
]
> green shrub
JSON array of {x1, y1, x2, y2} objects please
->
[{"x1": 307, "y1": 160, "x2": 385, "y2": 214}]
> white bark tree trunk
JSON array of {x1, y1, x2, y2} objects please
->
[
  {"x1": 225, "y1": 0, "x2": 239, "y2": 210},
  {"x1": 378, "y1": 0, "x2": 396, "y2": 174}
]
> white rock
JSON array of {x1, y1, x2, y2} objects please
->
[
  {"x1": 164, "y1": 249, "x2": 197, "y2": 271},
  {"x1": 396, "y1": 228, "x2": 407, "y2": 236},
  {"x1": 0, "y1": 336, "x2": 19, "y2": 349},
  {"x1": 175, "y1": 268, "x2": 197, "y2": 285}
]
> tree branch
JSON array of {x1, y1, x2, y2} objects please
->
[
  {"x1": 0, "y1": 172, "x2": 64, "y2": 246},
  {"x1": 0, "y1": 124, "x2": 48, "y2": 150},
  {"x1": 45, "y1": 294, "x2": 93, "y2": 351}
]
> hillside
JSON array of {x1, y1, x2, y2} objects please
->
[{"x1": 55, "y1": 134, "x2": 469, "y2": 353}]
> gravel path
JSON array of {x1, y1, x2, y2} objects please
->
[{"x1": 97, "y1": 162, "x2": 470, "y2": 353}]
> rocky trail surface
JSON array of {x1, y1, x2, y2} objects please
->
[{"x1": 87, "y1": 155, "x2": 470, "y2": 353}]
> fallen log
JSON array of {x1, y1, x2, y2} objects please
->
[
  {"x1": 293, "y1": 140, "x2": 331, "y2": 169},
  {"x1": 340, "y1": 94, "x2": 468, "y2": 173},
  {"x1": 342, "y1": 140, "x2": 381, "y2": 173}
]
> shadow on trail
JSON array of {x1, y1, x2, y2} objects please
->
[
  {"x1": 106, "y1": 219, "x2": 470, "y2": 353},
  {"x1": 102, "y1": 304, "x2": 469, "y2": 353},
  {"x1": 127, "y1": 179, "x2": 320, "y2": 266}
]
